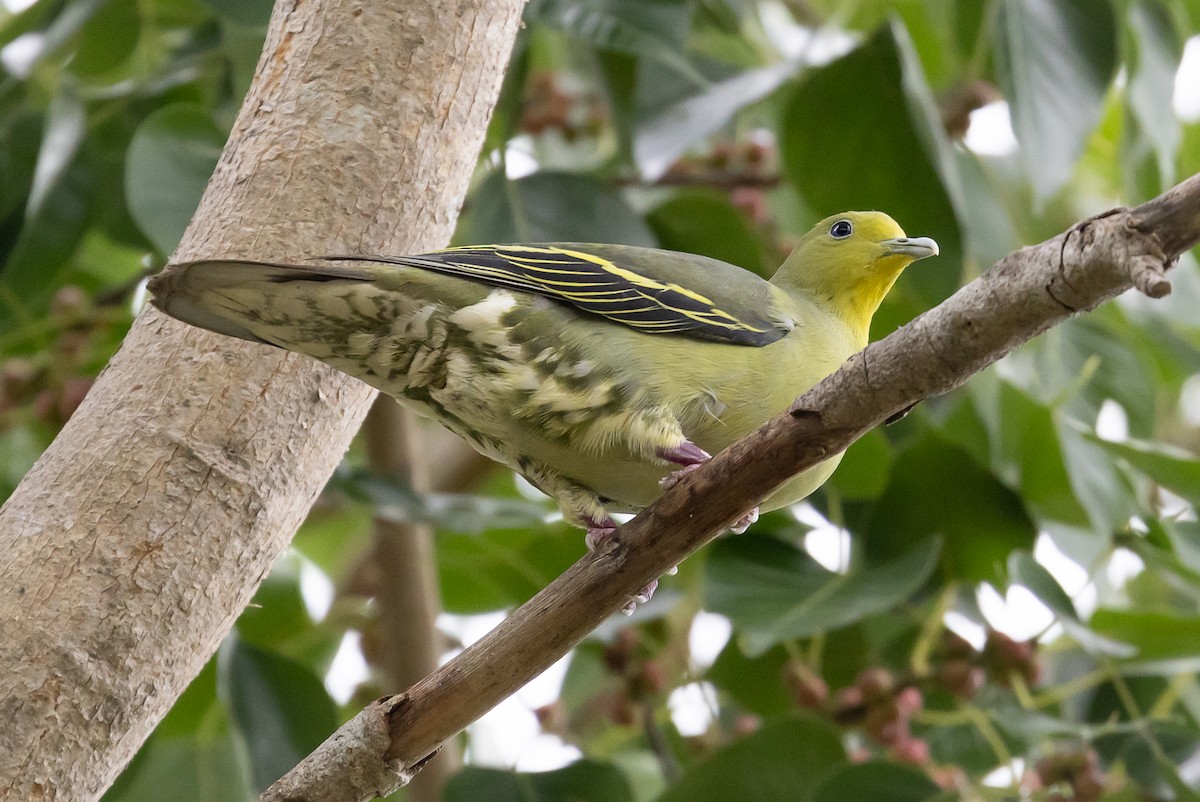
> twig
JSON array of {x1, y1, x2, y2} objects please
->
[{"x1": 614, "y1": 171, "x2": 781, "y2": 189}]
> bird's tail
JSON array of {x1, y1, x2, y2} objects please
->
[{"x1": 147, "y1": 259, "x2": 376, "y2": 346}]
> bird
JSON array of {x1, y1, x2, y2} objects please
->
[{"x1": 149, "y1": 211, "x2": 937, "y2": 609}]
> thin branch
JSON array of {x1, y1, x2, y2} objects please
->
[
  {"x1": 263, "y1": 175, "x2": 1200, "y2": 801},
  {"x1": 614, "y1": 171, "x2": 781, "y2": 189}
]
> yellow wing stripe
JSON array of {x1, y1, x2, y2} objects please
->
[{"x1": 406, "y1": 244, "x2": 784, "y2": 346}]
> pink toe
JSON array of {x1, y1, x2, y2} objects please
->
[
  {"x1": 657, "y1": 441, "x2": 712, "y2": 467},
  {"x1": 729, "y1": 507, "x2": 759, "y2": 534}
]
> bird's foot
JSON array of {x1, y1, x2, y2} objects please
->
[
  {"x1": 622, "y1": 578, "x2": 659, "y2": 616},
  {"x1": 585, "y1": 516, "x2": 619, "y2": 552},
  {"x1": 657, "y1": 441, "x2": 712, "y2": 490},
  {"x1": 730, "y1": 507, "x2": 759, "y2": 534}
]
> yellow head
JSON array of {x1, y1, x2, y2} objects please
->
[{"x1": 771, "y1": 211, "x2": 938, "y2": 343}]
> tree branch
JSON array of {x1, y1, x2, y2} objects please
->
[
  {"x1": 0, "y1": 0, "x2": 523, "y2": 798},
  {"x1": 263, "y1": 174, "x2": 1200, "y2": 800},
  {"x1": 363, "y1": 399, "x2": 458, "y2": 802}
]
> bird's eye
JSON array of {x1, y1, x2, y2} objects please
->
[{"x1": 829, "y1": 220, "x2": 853, "y2": 239}]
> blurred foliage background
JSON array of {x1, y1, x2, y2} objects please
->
[{"x1": 6, "y1": 0, "x2": 1200, "y2": 799}]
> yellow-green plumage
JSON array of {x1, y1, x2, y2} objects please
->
[{"x1": 149, "y1": 211, "x2": 937, "y2": 537}]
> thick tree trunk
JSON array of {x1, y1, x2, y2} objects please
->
[{"x1": 0, "y1": 0, "x2": 523, "y2": 799}]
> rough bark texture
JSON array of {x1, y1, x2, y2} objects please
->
[
  {"x1": 0, "y1": 0, "x2": 524, "y2": 799},
  {"x1": 262, "y1": 176, "x2": 1200, "y2": 800}
]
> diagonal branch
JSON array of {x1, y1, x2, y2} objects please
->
[{"x1": 263, "y1": 174, "x2": 1200, "y2": 801}]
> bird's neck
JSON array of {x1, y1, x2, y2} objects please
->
[
  {"x1": 834, "y1": 272, "x2": 902, "y2": 345},
  {"x1": 774, "y1": 271, "x2": 902, "y2": 349}
]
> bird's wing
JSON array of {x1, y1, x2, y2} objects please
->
[{"x1": 329, "y1": 244, "x2": 789, "y2": 346}]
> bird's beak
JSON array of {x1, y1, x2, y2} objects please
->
[{"x1": 881, "y1": 236, "x2": 939, "y2": 261}]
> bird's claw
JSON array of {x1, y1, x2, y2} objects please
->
[
  {"x1": 729, "y1": 507, "x2": 759, "y2": 534},
  {"x1": 658, "y1": 441, "x2": 712, "y2": 467},
  {"x1": 659, "y1": 462, "x2": 702, "y2": 490},
  {"x1": 621, "y1": 578, "x2": 660, "y2": 615},
  {"x1": 585, "y1": 517, "x2": 619, "y2": 552},
  {"x1": 657, "y1": 440, "x2": 712, "y2": 490},
  {"x1": 611, "y1": 438, "x2": 708, "y2": 613}
]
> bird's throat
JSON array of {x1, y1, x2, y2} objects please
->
[{"x1": 833, "y1": 270, "x2": 904, "y2": 346}]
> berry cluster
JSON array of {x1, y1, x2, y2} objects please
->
[
  {"x1": 834, "y1": 667, "x2": 930, "y2": 767},
  {"x1": 1032, "y1": 747, "x2": 1106, "y2": 801},
  {"x1": 519, "y1": 72, "x2": 607, "y2": 141},
  {"x1": 982, "y1": 630, "x2": 1043, "y2": 687}
]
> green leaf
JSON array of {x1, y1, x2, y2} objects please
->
[
  {"x1": 1008, "y1": 552, "x2": 1134, "y2": 656},
  {"x1": 1126, "y1": 1, "x2": 1182, "y2": 185},
  {"x1": 863, "y1": 433, "x2": 1036, "y2": 583},
  {"x1": 69, "y1": 0, "x2": 141, "y2": 76},
  {"x1": 1, "y1": 93, "x2": 92, "y2": 325},
  {"x1": 994, "y1": 0, "x2": 1118, "y2": 200},
  {"x1": 658, "y1": 714, "x2": 845, "y2": 802},
  {"x1": 233, "y1": 556, "x2": 337, "y2": 670},
  {"x1": 1057, "y1": 423, "x2": 1136, "y2": 539},
  {"x1": 705, "y1": 641, "x2": 792, "y2": 716},
  {"x1": 102, "y1": 734, "x2": 253, "y2": 802},
  {"x1": 528, "y1": 0, "x2": 704, "y2": 84},
  {"x1": 824, "y1": 428, "x2": 892, "y2": 501},
  {"x1": 444, "y1": 760, "x2": 634, "y2": 802},
  {"x1": 634, "y1": 61, "x2": 792, "y2": 179},
  {"x1": 811, "y1": 761, "x2": 941, "y2": 802},
  {"x1": 1085, "y1": 433, "x2": 1200, "y2": 506},
  {"x1": 199, "y1": 0, "x2": 273, "y2": 27},
  {"x1": 27, "y1": 87, "x2": 85, "y2": 221},
  {"x1": 705, "y1": 535, "x2": 940, "y2": 656},
  {"x1": 438, "y1": 521, "x2": 583, "y2": 613},
  {"x1": 990, "y1": 696, "x2": 1143, "y2": 744},
  {"x1": 460, "y1": 170, "x2": 657, "y2": 246},
  {"x1": 104, "y1": 660, "x2": 254, "y2": 801},
  {"x1": 335, "y1": 469, "x2": 553, "y2": 534},
  {"x1": 1156, "y1": 519, "x2": 1200, "y2": 578},
  {"x1": 155, "y1": 659, "x2": 226, "y2": 739},
  {"x1": 0, "y1": 110, "x2": 42, "y2": 225},
  {"x1": 646, "y1": 189, "x2": 769, "y2": 276},
  {"x1": 1097, "y1": 721, "x2": 1200, "y2": 800},
  {"x1": 780, "y1": 21, "x2": 963, "y2": 307},
  {"x1": 991, "y1": 382, "x2": 1090, "y2": 528},
  {"x1": 596, "y1": 48, "x2": 637, "y2": 160},
  {"x1": 484, "y1": 31, "x2": 533, "y2": 154},
  {"x1": 953, "y1": 150, "x2": 1024, "y2": 275},
  {"x1": 1090, "y1": 609, "x2": 1200, "y2": 672},
  {"x1": 1040, "y1": 315, "x2": 1159, "y2": 440},
  {"x1": 16, "y1": 0, "x2": 106, "y2": 69},
  {"x1": 0, "y1": 0, "x2": 57, "y2": 50},
  {"x1": 125, "y1": 104, "x2": 223, "y2": 256},
  {"x1": 219, "y1": 638, "x2": 338, "y2": 791},
  {"x1": 290, "y1": 500, "x2": 375, "y2": 579}
]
